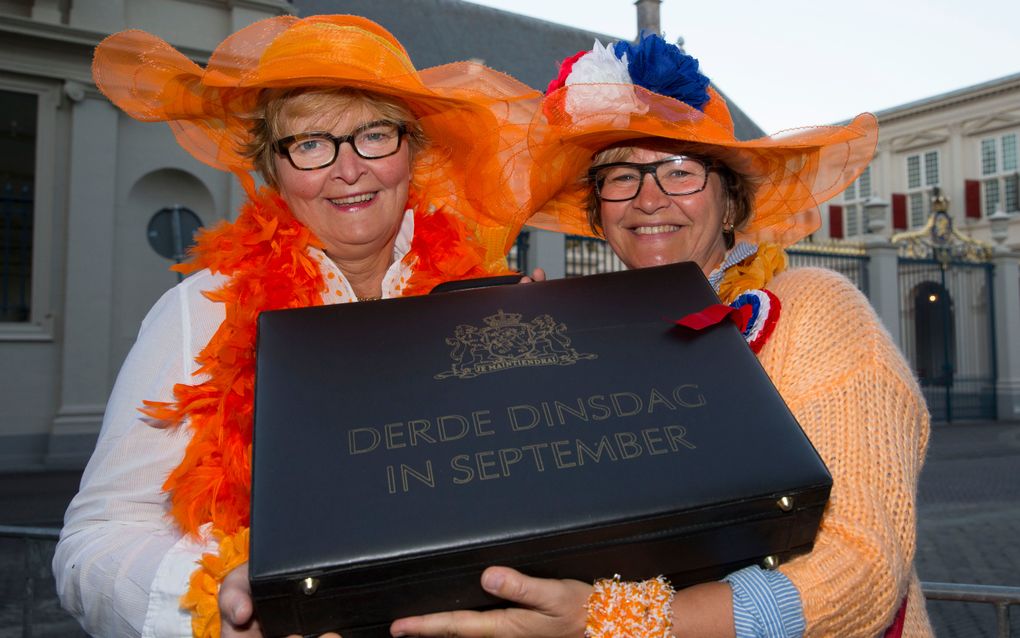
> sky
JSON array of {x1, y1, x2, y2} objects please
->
[{"x1": 465, "y1": 0, "x2": 1020, "y2": 134}]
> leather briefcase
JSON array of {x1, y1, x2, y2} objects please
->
[{"x1": 250, "y1": 262, "x2": 831, "y2": 637}]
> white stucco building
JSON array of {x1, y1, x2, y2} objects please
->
[
  {"x1": 820, "y1": 73, "x2": 1020, "y2": 422},
  {"x1": 0, "y1": 0, "x2": 291, "y2": 468},
  {"x1": 825, "y1": 72, "x2": 1020, "y2": 248}
]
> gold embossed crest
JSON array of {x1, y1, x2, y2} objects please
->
[{"x1": 435, "y1": 310, "x2": 597, "y2": 380}]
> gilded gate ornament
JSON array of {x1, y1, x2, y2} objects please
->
[{"x1": 891, "y1": 188, "x2": 993, "y2": 264}]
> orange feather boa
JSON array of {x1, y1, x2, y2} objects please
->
[{"x1": 141, "y1": 188, "x2": 509, "y2": 636}]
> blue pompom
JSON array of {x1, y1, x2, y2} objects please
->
[{"x1": 612, "y1": 35, "x2": 710, "y2": 111}]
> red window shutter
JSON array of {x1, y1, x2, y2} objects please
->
[
  {"x1": 965, "y1": 180, "x2": 982, "y2": 218},
  {"x1": 892, "y1": 193, "x2": 908, "y2": 230},
  {"x1": 829, "y1": 205, "x2": 844, "y2": 239}
]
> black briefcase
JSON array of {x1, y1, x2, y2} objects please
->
[{"x1": 249, "y1": 262, "x2": 831, "y2": 637}]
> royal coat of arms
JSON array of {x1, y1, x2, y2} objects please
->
[{"x1": 435, "y1": 310, "x2": 597, "y2": 380}]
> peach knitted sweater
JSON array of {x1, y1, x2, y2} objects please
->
[{"x1": 760, "y1": 268, "x2": 934, "y2": 637}]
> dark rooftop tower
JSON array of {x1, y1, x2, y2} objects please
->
[{"x1": 635, "y1": 0, "x2": 662, "y2": 37}]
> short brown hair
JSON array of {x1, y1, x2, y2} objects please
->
[
  {"x1": 242, "y1": 88, "x2": 428, "y2": 188},
  {"x1": 586, "y1": 141, "x2": 756, "y2": 248}
]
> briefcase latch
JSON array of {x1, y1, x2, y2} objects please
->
[
  {"x1": 301, "y1": 577, "x2": 320, "y2": 596},
  {"x1": 761, "y1": 555, "x2": 780, "y2": 570}
]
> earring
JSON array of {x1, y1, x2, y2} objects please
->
[
  {"x1": 722, "y1": 219, "x2": 735, "y2": 248},
  {"x1": 722, "y1": 200, "x2": 735, "y2": 235}
]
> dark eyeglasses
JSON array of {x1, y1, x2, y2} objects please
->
[
  {"x1": 588, "y1": 156, "x2": 713, "y2": 202},
  {"x1": 274, "y1": 120, "x2": 407, "y2": 170}
]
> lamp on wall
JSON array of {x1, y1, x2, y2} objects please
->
[
  {"x1": 863, "y1": 195, "x2": 889, "y2": 235},
  {"x1": 988, "y1": 205, "x2": 1011, "y2": 253}
]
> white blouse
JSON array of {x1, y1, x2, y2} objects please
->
[{"x1": 54, "y1": 211, "x2": 415, "y2": 637}]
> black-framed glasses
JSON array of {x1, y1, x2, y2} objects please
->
[
  {"x1": 588, "y1": 155, "x2": 713, "y2": 202},
  {"x1": 274, "y1": 120, "x2": 407, "y2": 170}
]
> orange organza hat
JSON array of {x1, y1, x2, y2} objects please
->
[
  {"x1": 91, "y1": 14, "x2": 542, "y2": 254},
  {"x1": 528, "y1": 36, "x2": 878, "y2": 246}
]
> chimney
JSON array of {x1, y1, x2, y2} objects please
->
[{"x1": 635, "y1": 0, "x2": 662, "y2": 37}]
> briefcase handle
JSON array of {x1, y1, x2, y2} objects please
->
[{"x1": 429, "y1": 274, "x2": 524, "y2": 294}]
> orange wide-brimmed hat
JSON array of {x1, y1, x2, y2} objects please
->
[
  {"x1": 528, "y1": 35, "x2": 878, "y2": 246},
  {"x1": 92, "y1": 14, "x2": 542, "y2": 253}
]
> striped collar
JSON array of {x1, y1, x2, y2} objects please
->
[{"x1": 708, "y1": 241, "x2": 757, "y2": 293}]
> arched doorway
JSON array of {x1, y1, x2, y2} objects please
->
[
  {"x1": 912, "y1": 281, "x2": 955, "y2": 386},
  {"x1": 111, "y1": 168, "x2": 216, "y2": 377}
]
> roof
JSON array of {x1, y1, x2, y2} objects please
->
[
  {"x1": 871, "y1": 71, "x2": 1020, "y2": 123},
  {"x1": 292, "y1": 0, "x2": 765, "y2": 140}
]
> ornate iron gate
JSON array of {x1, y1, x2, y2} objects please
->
[
  {"x1": 897, "y1": 258, "x2": 996, "y2": 421},
  {"x1": 894, "y1": 192, "x2": 998, "y2": 422}
]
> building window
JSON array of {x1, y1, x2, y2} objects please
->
[
  {"x1": 858, "y1": 165, "x2": 872, "y2": 201},
  {"x1": 840, "y1": 165, "x2": 872, "y2": 237},
  {"x1": 843, "y1": 204, "x2": 858, "y2": 237},
  {"x1": 907, "y1": 155, "x2": 921, "y2": 189},
  {"x1": 906, "y1": 150, "x2": 940, "y2": 227},
  {"x1": 980, "y1": 132, "x2": 1019, "y2": 214},
  {"x1": 981, "y1": 138, "x2": 997, "y2": 176},
  {"x1": 0, "y1": 88, "x2": 36, "y2": 323}
]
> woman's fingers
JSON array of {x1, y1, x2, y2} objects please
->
[
  {"x1": 219, "y1": 563, "x2": 338, "y2": 638},
  {"x1": 518, "y1": 267, "x2": 547, "y2": 284},
  {"x1": 220, "y1": 562, "x2": 269, "y2": 637},
  {"x1": 391, "y1": 608, "x2": 504, "y2": 637},
  {"x1": 388, "y1": 569, "x2": 527, "y2": 637},
  {"x1": 481, "y1": 567, "x2": 547, "y2": 609},
  {"x1": 390, "y1": 568, "x2": 590, "y2": 637},
  {"x1": 219, "y1": 563, "x2": 254, "y2": 626},
  {"x1": 482, "y1": 566, "x2": 589, "y2": 616}
]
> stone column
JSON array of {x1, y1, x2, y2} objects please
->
[
  {"x1": 992, "y1": 251, "x2": 1020, "y2": 420},
  {"x1": 46, "y1": 95, "x2": 119, "y2": 465},
  {"x1": 863, "y1": 238, "x2": 902, "y2": 348},
  {"x1": 527, "y1": 229, "x2": 566, "y2": 280}
]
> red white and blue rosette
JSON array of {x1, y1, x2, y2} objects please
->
[
  {"x1": 729, "y1": 289, "x2": 781, "y2": 353},
  {"x1": 674, "y1": 288, "x2": 781, "y2": 354}
]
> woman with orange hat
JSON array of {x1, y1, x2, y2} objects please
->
[
  {"x1": 392, "y1": 35, "x2": 933, "y2": 638},
  {"x1": 53, "y1": 15, "x2": 539, "y2": 638}
]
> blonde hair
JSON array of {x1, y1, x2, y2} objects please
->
[
  {"x1": 243, "y1": 88, "x2": 428, "y2": 188},
  {"x1": 586, "y1": 142, "x2": 756, "y2": 248}
]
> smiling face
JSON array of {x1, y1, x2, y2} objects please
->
[
  {"x1": 272, "y1": 94, "x2": 413, "y2": 263},
  {"x1": 595, "y1": 145, "x2": 732, "y2": 274}
]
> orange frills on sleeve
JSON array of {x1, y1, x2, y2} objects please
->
[
  {"x1": 181, "y1": 528, "x2": 250, "y2": 638},
  {"x1": 585, "y1": 575, "x2": 675, "y2": 638}
]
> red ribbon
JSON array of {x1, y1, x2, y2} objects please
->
[
  {"x1": 882, "y1": 596, "x2": 908, "y2": 638},
  {"x1": 674, "y1": 303, "x2": 753, "y2": 334}
]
